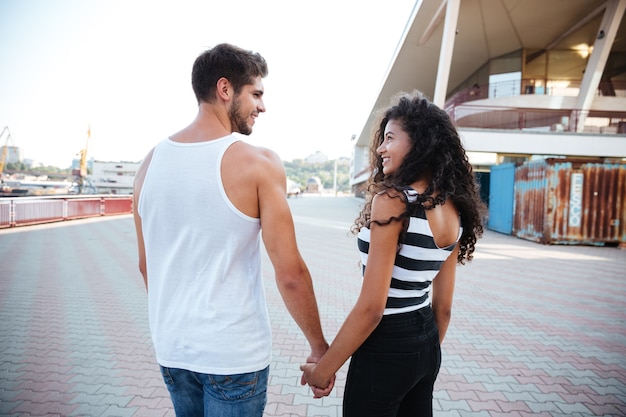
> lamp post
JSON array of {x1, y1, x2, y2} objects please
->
[{"x1": 333, "y1": 158, "x2": 338, "y2": 196}]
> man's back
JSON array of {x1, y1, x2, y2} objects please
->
[{"x1": 137, "y1": 135, "x2": 272, "y2": 374}]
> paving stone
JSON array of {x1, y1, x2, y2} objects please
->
[{"x1": 0, "y1": 197, "x2": 624, "y2": 417}]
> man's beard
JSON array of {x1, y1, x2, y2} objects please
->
[{"x1": 229, "y1": 96, "x2": 252, "y2": 136}]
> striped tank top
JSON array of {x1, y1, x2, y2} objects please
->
[{"x1": 357, "y1": 188, "x2": 461, "y2": 315}]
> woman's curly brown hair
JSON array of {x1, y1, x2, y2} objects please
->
[{"x1": 353, "y1": 91, "x2": 485, "y2": 264}]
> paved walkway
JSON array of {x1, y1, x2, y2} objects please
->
[{"x1": 0, "y1": 196, "x2": 625, "y2": 417}]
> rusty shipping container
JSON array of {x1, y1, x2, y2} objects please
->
[{"x1": 513, "y1": 159, "x2": 626, "y2": 245}]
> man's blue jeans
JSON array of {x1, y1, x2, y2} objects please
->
[{"x1": 159, "y1": 365, "x2": 269, "y2": 417}]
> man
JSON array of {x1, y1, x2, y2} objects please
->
[{"x1": 133, "y1": 43, "x2": 331, "y2": 416}]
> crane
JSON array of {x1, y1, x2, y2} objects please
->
[
  {"x1": 74, "y1": 125, "x2": 95, "y2": 194},
  {"x1": 0, "y1": 126, "x2": 15, "y2": 175},
  {"x1": 80, "y1": 125, "x2": 90, "y2": 178}
]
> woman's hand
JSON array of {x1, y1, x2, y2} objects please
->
[{"x1": 300, "y1": 362, "x2": 335, "y2": 398}]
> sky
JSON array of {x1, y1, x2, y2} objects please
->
[{"x1": 0, "y1": 0, "x2": 417, "y2": 168}]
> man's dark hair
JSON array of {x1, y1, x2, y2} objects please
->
[{"x1": 191, "y1": 43, "x2": 268, "y2": 104}]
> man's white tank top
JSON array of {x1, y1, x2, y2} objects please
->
[{"x1": 137, "y1": 135, "x2": 272, "y2": 374}]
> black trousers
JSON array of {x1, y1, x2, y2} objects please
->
[{"x1": 343, "y1": 306, "x2": 441, "y2": 417}]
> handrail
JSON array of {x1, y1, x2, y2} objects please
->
[
  {"x1": 0, "y1": 195, "x2": 133, "y2": 228},
  {"x1": 445, "y1": 79, "x2": 626, "y2": 133}
]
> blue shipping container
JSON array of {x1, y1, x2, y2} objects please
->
[{"x1": 488, "y1": 163, "x2": 516, "y2": 235}]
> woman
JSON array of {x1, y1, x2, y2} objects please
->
[{"x1": 301, "y1": 90, "x2": 485, "y2": 416}]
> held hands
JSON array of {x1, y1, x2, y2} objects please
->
[{"x1": 300, "y1": 358, "x2": 336, "y2": 398}]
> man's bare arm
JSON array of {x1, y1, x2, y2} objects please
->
[
  {"x1": 257, "y1": 149, "x2": 329, "y2": 357},
  {"x1": 132, "y1": 149, "x2": 153, "y2": 291}
]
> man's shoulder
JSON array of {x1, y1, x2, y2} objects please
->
[
  {"x1": 228, "y1": 141, "x2": 282, "y2": 168},
  {"x1": 133, "y1": 147, "x2": 155, "y2": 192},
  {"x1": 221, "y1": 141, "x2": 285, "y2": 217}
]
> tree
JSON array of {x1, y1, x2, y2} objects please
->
[{"x1": 283, "y1": 158, "x2": 350, "y2": 192}]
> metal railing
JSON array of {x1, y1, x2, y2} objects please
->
[
  {"x1": 445, "y1": 79, "x2": 626, "y2": 133},
  {"x1": 0, "y1": 195, "x2": 133, "y2": 228},
  {"x1": 448, "y1": 105, "x2": 626, "y2": 133}
]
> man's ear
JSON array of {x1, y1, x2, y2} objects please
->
[{"x1": 216, "y1": 77, "x2": 232, "y2": 101}]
